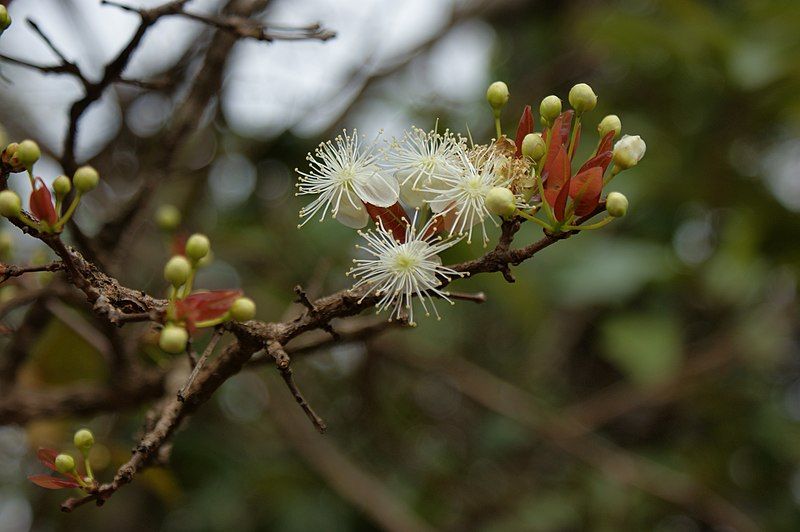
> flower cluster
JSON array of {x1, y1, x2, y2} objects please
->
[
  {"x1": 29, "y1": 428, "x2": 99, "y2": 492},
  {"x1": 295, "y1": 82, "x2": 646, "y2": 324},
  {"x1": 158, "y1": 230, "x2": 256, "y2": 354},
  {"x1": 0, "y1": 140, "x2": 100, "y2": 233}
]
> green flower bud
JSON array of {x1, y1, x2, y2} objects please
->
[
  {"x1": 73, "y1": 428, "x2": 95, "y2": 453},
  {"x1": 597, "y1": 114, "x2": 621, "y2": 139},
  {"x1": 486, "y1": 81, "x2": 510, "y2": 112},
  {"x1": 539, "y1": 95, "x2": 562, "y2": 124},
  {"x1": 185, "y1": 233, "x2": 210, "y2": 263},
  {"x1": 568, "y1": 83, "x2": 597, "y2": 114},
  {"x1": 73, "y1": 165, "x2": 99, "y2": 193},
  {"x1": 155, "y1": 204, "x2": 181, "y2": 232},
  {"x1": 0, "y1": 6, "x2": 10, "y2": 30},
  {"x1": 16, "y1": 139, "x2": 40, "y2": 169},
  {"x1": 159, "y1": 324, "x2": 188, "y2": 354},
  {"x1": 0, "y1": 190, "x2": 21, "y2": 218},
  {"x1": 485, "y1": 187, "x2": 516, "y2": 217},
  {"x1": 605, "y1": 192, "x2": 628, "y2": 217},
  {"x1": 612, "y1": 135, "x2": 646, "y2": 170},
  {"x1": 55, "y1": 453, "x2": 76, "y2": 474},
  {"x1": 52, "y1": 175, "x2": 72, "y2": 199},
  {"x1": 521, "y1": 133, "x2": 546, "y2": 161},
  {"x1": 164, "y1": 255, "x2": 191, "y2": 287},
  {"x1": 230, "y1": 297, "x2": 256, "y2": 322}
]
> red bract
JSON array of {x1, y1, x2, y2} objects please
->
[
  {"x1": 175, "y1": 289, "x2": 242, "y2": 331},
  {"x1": 514, "y1": 105, "x2": 534, "y2": 158},
  {"x1": 27, "y1": 448, "x2": 82, "y2": 490},
  {"x1": 365, "y1": 202, "x2": 410, "y2": 243},
  {"x1": 541, "y1": 113, "x2": 616, "y2": 221},
  {"x1": 29, "y1": 178, "x2": 58, "y2": 226}
]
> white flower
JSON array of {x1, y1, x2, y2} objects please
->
[
  {"x1": 612, "y1": 134, "x2": 646, "y2": 170},
  {"x1": 296, "y1": 130, "x2": 399, "y2": 228},
  {"x1": 348, "y1": 213, "x2": 465, "y2": 325},
  {"x1": 384, "y1": 126, "x2": 463, "y2": 208},
  {"x1": 425, "y1": 149, "x2": 510, "y2": 245}
]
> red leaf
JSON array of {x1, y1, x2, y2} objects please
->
[
  {"x1": 597, "y1": 130, "x2": 615, "y2": 156},
  {"x1": 570, "y1": 122, "x2": 582, "y2": 161},
  {"x1": 543, "y1": 147, "x2": 571, "y2": 221},
  {"x1": 568, "y1": 167, "x2": 603, "y2": 216},
  {"x1": 365, "y1": 202, "x2": 410, "y2": 243},
  {"x1": 28, "y1": 474, "x2": 80, "y2": 490},
  {"x1": 542, "y1": 110, "x2": 574, "y2": 172},
  {"x1": 29, "y1": 178, "x2": 58, "y2": 226},
  {"x1": 175, "y1": 289, "x2": 243, "y2": 330},
  {"x1": 37, "y1": 448, "x2": 59, "y2": 472},
  {"x1": 577, "y1": 151, "x2": 613, "y2": 175},
  {"x1": 514, "y1": 105, "x2": 534, "y2": 158}
]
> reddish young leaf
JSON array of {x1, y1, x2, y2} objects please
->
[
  {"x1": 29, "y1": 178, "x2": 57, "y2": 225},
  {"x1": 543, "y1": 146, "x2": 568, "y2": 202},
  {"x1": 577, "y1": 151, "x2": 613, "y2": 175},
  {"x1": 543, "y1": 110, "x2": 574, "y2": 170},
  {"x1": 597, "y1": 130, "x2": 615, "y2": 156},
  {"x1": 568, "y1": 167, "x2": 604, "y2": 216},
  {"x1": 37, "y1": 448, "x2": 59, "y2": 472},
  {"x1": 175, "y1": 289, "x2": 243, "y2": 330},
  {"x1": 365, "y1": 202, "x2": 410, "y2": 243},
  {"x1": 28, "y1": 474, "x2": 80, "y2": 490},
  {"x1": 570, "y1": 122, "x2": 582, "y2": 161},
  {"x1": 514, "y1": 105, "x2": 534, "y2": 158},
  {"x1": 543, "y1": 146, "x2": 572, "y2": 221}
]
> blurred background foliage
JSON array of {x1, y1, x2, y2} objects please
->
[{"x1": 1, "y1": 0, "x2": 800, "y2": 530}]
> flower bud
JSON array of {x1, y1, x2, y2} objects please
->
[
  {"x1": 164, "y1": 255, "x2": 191, "y2": 287},
  {"x1": 539, "y1": 95, "x2": 562, "y2": 124},
  {"x1": 185, "y1": 233, "x2": 210, "y2": 263},
  {"x1": 605, "y1": 192, "x2": 628, "y2": 217},
  {"x1": 4, "y1": 142, "x2": 18, "y2": 158},
  {"x1": 73, "y1": 166, "x2": 99, "y2": 193},
  {"x1": 485, "y1": 187, "x2": 516, "y2": 217},
  {"x1": 0, "y1": 6, "x2": 11, "y2": 30},
  {"x1": 486, "y1": 81, "x2": 510, "y2": 112},
  {"x1": 0, "y1": 190, "x2": 21, "y2": 218},
  {"x1": 16, "y1": 140, "x2": 40, "y2": 169},
  {"x1": 521, "y1": 133, "x2": 546, "y2": 161},
  {"x1": 55, "y1": 453, "x2": 76, "y2": 474},
  {"x1": 597, "y1": 114, "x2": 621, "y2": 139},
  {"x1": 52, "y1": 175, "x2": 72, "y2": 199},
  {"x1": 230, "y1": 297, "x2": 256, "y2": 322},
  {"x1": 612, "y1": 135, "x2": 646, "y2": 170},
  {"x1": 155, "y1": 204, "x2": 181, "y2": 232},
  {"x1": 568, "y1": 83, "x2": 597, "y2": 114},
  {"x1": 73, "y1": 429, "x2": 94, "y2": 453},
  {"x1": 159, "y1": 324, "x2": 188, "y2": 354}
]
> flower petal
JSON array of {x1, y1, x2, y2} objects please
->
[
  {"x1": 333, "y1": 197, "x2": 370, "y2": 228},
  {"x1": 353, "y1": 168, "x2": 399, "y2": 208}
]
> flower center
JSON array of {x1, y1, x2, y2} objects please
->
[
  {"x1": 464, "y1": 176, "x2": 487, "y2": 197},
  {"x1": 391, "y1": 249, "x2": 420, "y2": 273}
]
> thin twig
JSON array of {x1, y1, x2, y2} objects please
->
[
  {"x1": 268, "y1": 340, "x2": 326, "y2": 434},
  {"x1": 0, "y1": 261, "x2": 64, "y2": 284},
  {"x1": 177, "y1": 328, "x2": 223, "y2": 401}
]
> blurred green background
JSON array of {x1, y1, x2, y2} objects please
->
[{"x1": 2, "y1": 0, "x2": 800, "y2": 530}]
